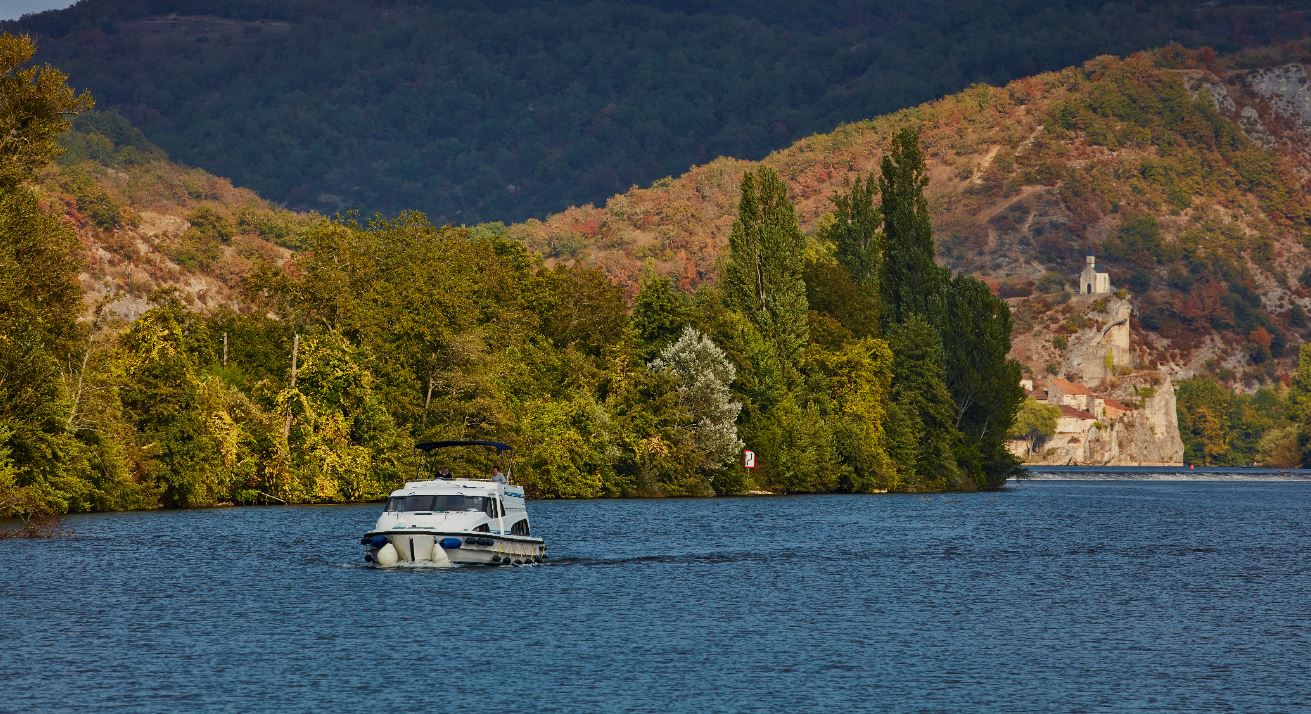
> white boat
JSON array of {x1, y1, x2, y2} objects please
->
[{"x1": 361, "y1": 440, "x2": 546, "y2": 567}]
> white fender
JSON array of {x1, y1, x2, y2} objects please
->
[
  {"x1": 430, "y1": 542, "x2": 451, "y2": 566},
  {"x1": 375, "y1": 542, "x2": 398, "y2": 567}
]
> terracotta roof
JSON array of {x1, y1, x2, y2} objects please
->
[
  {"x1": 1048, "y1": 377, "x2": 1092, "y2": 396},
  {"x1": 1027, "y1": 389, "x2": 1047, "y2": 400},
  {"x1": 1058, "y1": 405, "x2": 1095, "y2": 420},
  {"x1": 1103, "y1": 398, "x2": 1133, "y2": 412}
]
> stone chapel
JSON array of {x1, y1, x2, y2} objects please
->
[{"x1": 1079, "y1": 255, "x2": 1111, "y2": 295}]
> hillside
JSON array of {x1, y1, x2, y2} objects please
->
[
  {"x1": 40, "y1": 112, "x2": 311, "y2": 322},
  {"x1": 7, "y1": 0, "x2": 1309, "y2": 223},
  {"x1": 507, "y1": 42, "x2": 1311, "y2": 386}
]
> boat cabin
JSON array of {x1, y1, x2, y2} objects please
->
[{"x1": 378, "y1": 478, "x2": 531, "y2": 536}]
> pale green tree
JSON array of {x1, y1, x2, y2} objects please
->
[{"x1": 651, "y1": 327, "x2": 743, "y2": 472}]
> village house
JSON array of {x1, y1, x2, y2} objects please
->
[
  {"x1": 1013, "y1": 375, "x2": 1135, "y2": 463},
  {"x1": 1102, "y1": 398, "x2": 1132, "y2": 420},
  {"x1": 1047, "y1": 376, "x2": 1098, "y2": 415}
]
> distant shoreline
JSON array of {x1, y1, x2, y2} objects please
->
[
  {"x1": 1025, "y1": 465, "x2": 1311, "y2": 474},
  {"x1": 1018, "y1": 465, "x2": 1311, "y2": 481}
]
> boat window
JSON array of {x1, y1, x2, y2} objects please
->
[
  {"x1": 510, "y1": 519, "x2": 531, "y2": 536},
  {"x1": 387, "y1": 495, "x2": 492, "y2": 512}
]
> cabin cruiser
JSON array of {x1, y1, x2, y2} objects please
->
[{"x1": 360, "y1": 440, "x2": 546, "y2": 567}]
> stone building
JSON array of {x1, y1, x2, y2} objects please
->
[
  {"x1": 1047, "y1": 377, "x2": 1097, "y2": 415},
  {"x1": 1079, "y1": 255, "x2": 1111, "y2": 295}
]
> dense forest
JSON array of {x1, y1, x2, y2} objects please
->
[
  {"x1": 1174, "y1": 346, "x2": 1311, "y2": 467},
  {"x1": 1, "y1": 34, "x2": 1024, "y2": 526},
  {"x1": 6, "y1": 0, "x2": 1309, "y2": 223}
]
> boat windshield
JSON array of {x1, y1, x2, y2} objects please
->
[{"x1": 387, "y1": 495, "x2": 491, "y2": 513}]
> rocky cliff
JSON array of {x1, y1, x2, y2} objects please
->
[
  {"x1": 1027, "y1": 371, "x2": 1184, "y2": 466},
  {"x1": 1015, "y1": 291, "x2": 1185, "y2": 466}
]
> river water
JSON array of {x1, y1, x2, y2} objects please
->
[{"x1": 1, "y1": 479, "x2": 1308, "y2": 712}]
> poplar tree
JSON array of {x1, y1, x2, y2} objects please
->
[
  {"x1": 941, "y1": 273, "x2": 1024, "y2": 487},
  {"x1": 723, "y1": 166, "x2": 809, "y2": 378},
  {"x1": 823, "y1": 173, "x2": 883, "y2": 289},
  {"x1": 879, "y1": 128, "x2": 943, "y2": 325},
  {"x1": 888, "y1": 314, "x2": 961, "y2": 490}
]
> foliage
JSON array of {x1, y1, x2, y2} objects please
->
[
  {"x1": 822, "y1": 173, "x2": 883, "y2": 291},
  {"x1": 10, "y1": 1, "x2": 1289, "y2": 224},
  {"x1": 0, "y1": 33, "x2": 94, "y2": 521},
  {"x1": 940, "y1": 273, "x2": 1024, "y2": 488},
  {"x1": 2, "y1": 34, "x2": 1033, "y2": 518},
  {"x1": 632, "y1": 267, "x2": 692, "y2": 360},
  {"x1": 1010, "y1": 398, "x2": 1061, "y2": 454},
  {"x1": 723, "y1": 166, "x2": 809, "y2": 382},
  {"x1": 888, "y1": 315, "x2": 962, "y2": 490},
  {"x1": 880, "y1": 128, "x2": 944, "y2": 325},
  {"x1": 1176, "y1": 376, "x2": 1295, "y2": 467},
  {"x1": 0, "y1": 33, "x2": 92, "y2": 191},
  {"x1": 650, "y1": 327, "x2": 743, "y2": 474}
]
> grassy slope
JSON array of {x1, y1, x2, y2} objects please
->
[
  {"x1": 40, "y1": 112, "x2": 311, "y2": 323},
  {"x1": 508, "y1": 43, "x2": 1311, "y2": 384}
]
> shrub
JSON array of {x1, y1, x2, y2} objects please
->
[{"x1": 187, "y1": 205, "x2": 234, "y2": 243}]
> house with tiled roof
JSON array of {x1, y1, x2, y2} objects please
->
[
  {"x1": 1047, "y1": 377, "x2": 1094, "y2": 412},
  {"x1": 1055, "y1": 404, "x2": 1096, "y2": 433},
  {"x1": 1102, "y1": 398, "x2": 1133, "y2": 420}
]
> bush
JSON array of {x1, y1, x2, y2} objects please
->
[{"x1": 186, "y1": 205, "x2": 233, "y2": 243}]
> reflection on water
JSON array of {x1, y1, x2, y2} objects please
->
[{"x1": 2, "y1": 480, "x2": 1309, "y2": 712}]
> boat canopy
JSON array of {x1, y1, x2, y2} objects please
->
[{"x1": 415, "y1": 440, "x2": 513, "y2": 452}]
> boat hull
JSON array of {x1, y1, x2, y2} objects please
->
[{"x1": 362, "y1": 530, "x2": 546, "y2": 566}]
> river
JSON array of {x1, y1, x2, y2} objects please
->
[{"x1": 1, "y1": 479, "x2": 1308, "y2": 712}]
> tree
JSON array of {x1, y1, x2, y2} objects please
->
[
  {"x1": 822, "y1": 173, "x2": 883, "y2": 289},
  {"x1": 1009, "y1": 397, "x2": 1061, "y2": 456},
  {"x1": 277, "y1": 330, "x2": 405, "y2": 502},
  {"x1": 0, "y1": 33, "x2": 94, "y2": 191},
  {"x1": 118, "y1": 297, "x2": 229, "y2": 507},
  {"x1": 723, "y1": 166, "x2": 809, "y2": 379},
  {"x1": 1176, "y1": 377, "x2": 1235, "y2": 466},
  {"x1": 650, "y1": 327, "x2": 743, "y2": 473},
  {"x1": 804, "y1": 337, "x2": 897, "y2": 492},
  {"x1": 632, "y1": 264, "x2": 691, "y2": 361},
  {"x1": 803, "y1": 257, "x2": 881, "y2": 340},
  {"x1": 747, "y1": 393, "x2": 843, "y2": 494},
  {"x1": 941, "y1": 273, "x2": 1024, "y2": 487},
  {"x1": 879, "y1": 127, "x2": 943, "y2": 325},
  {"x1": 888, "y1": 315, "x2": 961, "y2": 490},
  {"x1": 1291, "y1": 343, "x2": 1311, "y2": 467},
  {"x1": 0, "y1": 33, "x2": 94, "y2": 522}
]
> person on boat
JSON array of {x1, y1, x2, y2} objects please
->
[
  {"x1": 437, "y1": 466, "x2": 453, "y2": 479},
  {"x1": 491, "y1": 466, "x2": 507, "y2": 484}
]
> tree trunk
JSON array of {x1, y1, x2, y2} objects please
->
[{"x1": 282, "y1": 333, "x2": 300, "y2": 443}]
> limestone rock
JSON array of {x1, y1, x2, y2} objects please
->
[{"x1": 1061, "y1": 296, "x2": 1132, "y2": 389}]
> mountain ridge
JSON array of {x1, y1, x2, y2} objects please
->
[{"x1": 8, "y1": 0, "x2": 1309, "y2": 223}]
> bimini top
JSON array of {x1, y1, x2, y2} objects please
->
[{"x1": 415, "y1": 440, "x2": 512, "y2": 452}]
